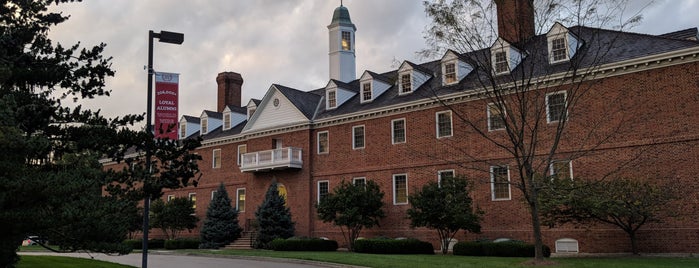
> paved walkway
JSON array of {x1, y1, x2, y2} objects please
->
[{"x1": 20, "y1": 251, "x2": 356, "y2": 268}]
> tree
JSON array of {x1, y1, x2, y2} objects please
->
[
  {"x1": 419, "y1": 0, "x2": 645, "y2": 261},
  {"x1": 316, "y1": 180, "x2": 385, "y2": 251},
  {"x1": 200, "y1": 183, "x2": 242, "y2": 249},
  {"x1": 407, "y1": 176, "x2": 482, "y2": 254},
  {"x1": 539, "y1": 177, "x2": 678, "y2": 255},
  {"x1": 150, "y1": 197, "x2": 199, "y2": 240},
  {"x1": 254, "y1": 182, "x2": 295, "y2": 249}
]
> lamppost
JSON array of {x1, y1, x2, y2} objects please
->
[{"x1": 143, "y1": 30, "x2": 183, "y2": 268}]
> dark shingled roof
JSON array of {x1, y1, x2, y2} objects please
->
[
  {"x1": 202, "y1": 110, "x2": 222, "y2": 119},
  {"x1": 182, "y1": 115, "x2": 200, "y2": 124},
  {"x1": 225, "y1": 105, "x2": 247, "y2": 114},
  {"x1": 659, "y1": 28, "x2": 698, "y2": 41},
  {"x1": 200, "y1": 119, "x2": 247, "y2": 140},
  {"x1": 273, "y1": 84, "x2": 323, "y2": 119}
]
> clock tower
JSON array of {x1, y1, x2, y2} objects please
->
[{"x1": 328, "y1": 4, "x2": 356, "y2": 83}]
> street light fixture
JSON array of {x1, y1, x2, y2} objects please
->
[{"x1": 143, "y1": 30, "x2": 183, "y2": 268}]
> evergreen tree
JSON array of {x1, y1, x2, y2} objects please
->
[
  {"x1": 254, "y1": 182, "x2": 295, "y2": 249},
  {"x1": 200, "y1": 183, "x2": 242, "y2": 249},
  {"x1": 150, "y1": 198, "x2": 199, "y2": 240}
]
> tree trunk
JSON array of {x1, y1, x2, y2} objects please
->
[
  {"x1": 529, "y1": 196, "x2": 545, "y2": 261},
  {"x1": 629, "y1": 231, "x2": 639, "y2": 255}
]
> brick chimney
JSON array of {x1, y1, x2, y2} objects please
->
[
  {"x1": 495, "y1": 0, "x2": 535, "y2": 43},
  {"x1": 216, "y1": 72, "x2": 243, "y2": 112}
]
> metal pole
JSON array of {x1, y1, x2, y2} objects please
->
[{"x1": 142, "y1": 30, "x2": 155, "y2": 268}]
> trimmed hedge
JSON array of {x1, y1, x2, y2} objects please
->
[
  {"x1": 270, "y1": 238, "x2": 338, "y2": 251},
  {"x1": 353, "y1": 238, "x2": 434, "y2": 254},
  {"x1": 123, "y1": 239, "x2": 165, "y2": 250},
  {"x1": 164, "y1": 238, "x2": 201, "y2": 249},
  {"x1": 453, "y1": 241, "x2": 551, "y2": 257}
]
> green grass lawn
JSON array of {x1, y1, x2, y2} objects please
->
[
  {"x1": 16, "y1": 245, "x2": 57, "y2": 252},
  {"x1": 184, "y1": 249, "x2": 699, "y2": 268},
  {"x1": 17, "y1": 256, "x2": 134, "y2": 268}
]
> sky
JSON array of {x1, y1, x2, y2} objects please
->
[{"x1": 47, "y1": 0, "x2": 699, "y2": 122}]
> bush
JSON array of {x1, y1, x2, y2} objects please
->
[
  {"x1": 164, "y1": 238, "x2": 201, "y2": 250},
  {"x1": 270, "y1": 238, "x2": 338, "y2": 251},
  {"x1": 122, "y1": 239, "x2": 165, "y2": 250},
  {"x1": 353, "y1": 238, "x2": 434, "y2": 254},
  {"x1": 453, "y1": 241, "x2": 551, "y2": 257}
]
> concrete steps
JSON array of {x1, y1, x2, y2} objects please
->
[{"x1": 223, "y1": 231, "x2": 255, "y2": 250}]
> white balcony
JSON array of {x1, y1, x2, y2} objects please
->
[{"x1": 240, "y1": 147, "x2": 303, "y2": 172}]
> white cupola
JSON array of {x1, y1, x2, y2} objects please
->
[{"x1": 328, "y1": 4, "x2": 356, "y2": 83}]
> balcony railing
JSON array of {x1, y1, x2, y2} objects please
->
[{"x1": 240, "y1": 147, "x2": 303, "y2": 172}]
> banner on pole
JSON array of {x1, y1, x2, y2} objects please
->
[{"x1": 154, "y1": 72, "x2": 179, "y2": 140}]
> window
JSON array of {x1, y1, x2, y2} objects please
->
[
  {"x1": 212, "y1": 149, "x2": 221, "y2": 168},
  {"x1": 391, "y1": 119, "x2": 406, "y2": 144},
  {"x1": 223, "y1": 113, "x2": 231, "y2": 129},
  {"x1": 438, "y1": 170, "x2": 455, "y2": 186},
  {"x1": 556, "y1": 238, "x2": 579, "y2": 253},
  {"x1": 491, "y1": 166, "x2": 511, "y2": 200},
  {"x1": 211, "y1": 190, "x2": 217, "y2": 200},
  {"x1": 201, "y1": 118, "x2": 208, "y2": 134},
  {"x1": 551, "y1": 37, "x2": 568, "y2": 62},
  {"x1": 488, "y1": 103, "x2": 506, "y2": 131},
  {"x1": 236, "y1": 188, "x2": 245, "y2": 212},
  {"x1": 550, "y1": 160, "x2": 573, "y2": 180},
  {"x1": 352, "y1": 125, "x2": 365, "y2": 149},
  {"x1": 189, "y1": 193, "x2": 197, "y2": 209},
  {"x1": 341, "y1": 31, "x2": 352, "y2": 51},
  {"x1": 436, "y1": 111, "x2": 453, "y2": 138},
  {"x1": 353, "y1": 177, "x2": 366, "y2": 187},
  {"x1": 361, "y1": 82, "x2": 372, "y2": 102},
  {"x1": 179, "y1": 123, "x2": 186, "y2": 139},
  {"x1": 317, "y1": 131, "x2": 329, "y2": 154},
  {"x1": 494, "y1": 51, "x2": 509, "y2": 74},
  {"x1": 327, "y1": 90, "x2": 337, "y2": 109},
  {"x1": 546, "y1": 91, "x2": 567, "y2": 123},
  {"x1": 400, "y1": 73, "x2": 412, "y2": 93},
  {"x1": 237, "y1": 145, "x2": 246, "y2": 166},
  {"x1": 393, "y1": 174, "x2": 408, "y2": 205},
  {"x1": 317, "y1": 181, "x2": 329, "y2": 203},
  {"x1": 444, "y1": 62, "x2": 457, "y2": 84},
  {"x1": 167, "y1": 195, "x2": 174, "y2": 202}
]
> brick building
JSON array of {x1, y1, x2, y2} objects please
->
[{"x1": 109, "y1": 1, "x2": 699, "y2": 253}]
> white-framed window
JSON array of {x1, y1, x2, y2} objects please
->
[
  {"x1": 352, "y1": 125, "x2": 365, "y2": 149},
  {"x1": 488, "y1": 103, "x2": 506, "y2": 131},
  {"x1": 443, "y1": 61, "x2": 457, "y2": 85},
  {"x1": 555, "y1": 238, "x2": 579, "y2": 253},
  {"x1": 550, "y1": 37, "x2": 568, "y2": 62},
  {"x1": 248, "y1": 107, "x2": 256, "y2": 119},
  {"x1": 237, "y1": 144, "x2": 246, "y2": 166},
  {"x1": 361, "y1": 82, "x2": 372, "y2": 102},
  {"x1": 167, "y1": 195, "x2": 175, "y2": 202},
  {"x1": 391, "y1": 118, "x2": 406, "y2": 144},
  {"x1": 490, "y1": 166, "x2": 511, "y2": 200},
  {"x1": 438, "y1": 170, "x2": 455, "y2": 186},
  {"x1": 317, "y1": 131, "x2": 329, "y2": 154},
  {"x1": 393, "y1": 174, "x2": 408, "y2": 205},
  {"x1": 317, "y1": 181, "x2": 329, "y2": 203},
  {"x1": 211, "y1": 190, "x2": 217, "y2": 200},
  {"x1": 223, "y1": 113, "x2": 231, "y2": 130},
  {"x1": 236, "y1": 188, "x2": 246, "y2": 212},
  {"x1": 341, "y1": 31, "x2": 352, "y2": 51},
  {"x1": 201, "y1": 118, "x2": 208, "y2": 134},
  {"x1": 436, "y1": 111, "x2": 453, "y2": 138},
  {"x1": 353, "y1": 177, "x2": 366, "y2": 187},
  {"x1": 327, "y1": 90, "x2": 337, "y2": 109},
  {"x1": 550, "y1": 160, "x2": 573, "y2": 180},
  {"x1": 546, "y1": 91, "x2": 567, "y2": 123},
  {"x1": 494, "y1": 51, "x2": 509, "y2": 74},
  {"x1": 179, "y1": 123, "x2": 186, "y2": 139},
  {"x1": 189, "y1": 193, "x2": 197, "y2": 209},
  {"x1": 212, "y1": 149, "x2": 221, "y2": 169},
  {"x1": 400, "y1": 73, "x2": 412, "y2": 94}
]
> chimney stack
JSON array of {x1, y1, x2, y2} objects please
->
[
  {"x1": 216, "y1": 72, "x2": 243, "y2": 112},
  {"x1": 495, "y1": 0, "x2": 535, "y2": 43}
]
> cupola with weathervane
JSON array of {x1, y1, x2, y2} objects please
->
[{"x1": 328, "y1": 2, "x2": 357, "y2": 83}]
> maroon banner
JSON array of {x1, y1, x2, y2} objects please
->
[{"x1": 154, "y1": 72, "x2": 179, "y2": 140}]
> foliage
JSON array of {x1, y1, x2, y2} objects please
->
[
  {"x1": 254, "y1": 182, "x2": 295, "y2": 249},
  {"x1": 453, "y1": 241, "x2": 551, "y2": 257},
  {"x1": 353, "y1": 238, "x2": 434, "y2": 255},
  {"x1": 407, "y1": 176, "x2": 482, "y2": 254},
  {"x1": 270, "y1": 238, "x2": 338, "y2": 252},
  {"x1": 0, "y1": 0, "x2": 202, "y2": 267},
  {"x1": 150, "y1": 198, "x2": 199, "y2": 240},
  {"x1": 164, "y1": 238, "x2": 201, "y2": 250},
  {"x1": 199, "y1": 183, "x2": 242, "y2": 249},
  {"x1": 316, "y1": 179, "x2": 385, "y2": 251},
  {"x1": 122, "y1": 239, "x2": 164, "y2": 250},
  {"x1": 539, "y1": 177, "x2": 678, "y2": 254}
]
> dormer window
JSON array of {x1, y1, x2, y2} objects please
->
[
  {"x1": 179, "y1": 123, "x2": 186, "y2": 139},
  {"x1": 551, "y1": 37, "x2": 567, "y2": 62},
  {"x1": 223, "y1": 113, "x2": 231, "y2": 130},
  {"x1": 361, "y1": 82, "x2": 372, "y2": 102},
  {"x1": 400, "y1": 73, "x2": 412, "y2": 94},
  {"x1": 494, "y1": 51, "x2": 509, "y2": 74},
  {"x1": 341, "y1": 31, "x2": 352, "y2": 51},
  {"x1": 327, "y1": 90, "x2": 337, "y2": 109},
  {"x1": 444, "y1": 62, "x2": 457, "y2": 84},
  {"x1": 546, "y1": 23, "x2": 579, "y2": 64},
  {"x1": 201, "y1": 118, "x2": 208, "y2": 134}
]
